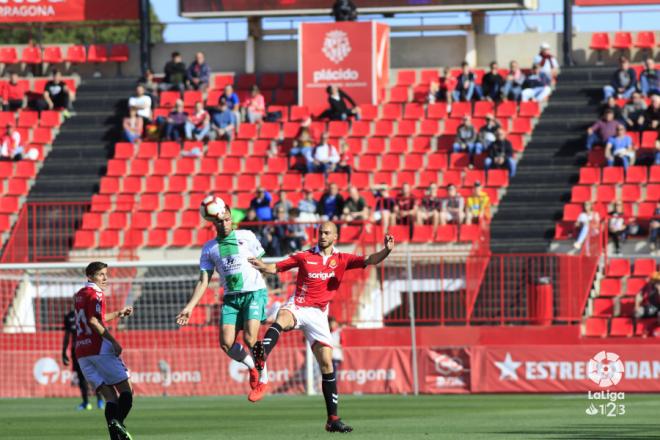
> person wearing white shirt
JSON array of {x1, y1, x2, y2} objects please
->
[
  {"x1": 313, "y1": 133, "x2": 340, "y2": 173},
  {"x1": 533, "y1": 43, "x2": 559, "y2": 81},
  {"x1": 128, "y1": 84, "x2": 153, "y2": 122},
  {"x1": 0, "y1": 125, "x2": 22, "y2": 160}
]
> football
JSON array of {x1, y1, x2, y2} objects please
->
[{"x1": 199, "y1": 195, "x2": 227, "y2": 222}]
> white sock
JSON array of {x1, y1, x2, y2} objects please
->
[
  {"x1": 259, "y1": 364, "x2": 269, "y2": 384},
  {"x1": 227, "y1": 343, "x2": 256, "y2": 369}
]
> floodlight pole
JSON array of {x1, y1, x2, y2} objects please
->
[
  {"x1": 139, "y1": 0, "x2": 152, "y2": 75},
  {"x1": 562, "y1": 0, "x2": 574, "y2": 67}
]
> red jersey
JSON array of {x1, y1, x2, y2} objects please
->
[
  {"x1": 276, "y1": 246, "x2": 366, "y2": 309},
  {"x1": 74, "y1": 282, "x2": 106, "y2": 358}
]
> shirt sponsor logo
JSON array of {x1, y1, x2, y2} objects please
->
[{"x1": 308, "y1": 271, "x2": 335, "y2": 280}]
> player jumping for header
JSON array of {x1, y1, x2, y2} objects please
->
[
  {"x1": 176, "y1": 207, "x2": 270, "y2": 402},
  {"x1": 249, "y1": 222, "x2": 394, "y2": 433},
  {"x1": 74, "y1": 262, "x2": 134, "y2": 440}
]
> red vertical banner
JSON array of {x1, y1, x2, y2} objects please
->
[{"x1": 299, "y1": 21, "x2": 390, "y2": 115}]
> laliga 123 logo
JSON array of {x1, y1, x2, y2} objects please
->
[
  {"x1": 322, "y1": 30, "x2": 351, "y2": 64},
  {"x1": 587, "y1": 351, "x2": 624, "y2": 387}
]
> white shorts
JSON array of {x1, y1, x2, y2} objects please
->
[
  {"x1": 282, "y1": 299, "x2": 333, "y2": 348},
  {"x1": 78, "y1": 354, "x2": 130, "y2": 390}
]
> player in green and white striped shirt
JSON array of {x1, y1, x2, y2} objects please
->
[{"x1": 176, "y1": 208, "x2": 270, "y2": 402}]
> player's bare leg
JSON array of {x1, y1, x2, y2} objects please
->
[
  {"x1": 220, "y1": 323, "x2": 260, "y2": 391},
  {"x1": 313, "y1": 344, "x2": 353, "y2": 433},
  {"x1": 98, "y1": 383, "x2": 133, "y2": 440},
  {"x1": 245, "y1": 318, "x2": 269, "y2": 402},
  {"x1": 253, "y1": 309, "x2": 296, "y2": 371}
]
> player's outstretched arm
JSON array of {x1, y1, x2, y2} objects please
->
[
  {"x1": 248, "y1": 257, "x2": 278, "y2": 275},
  {"x1": 105, "y1": 306, "x2": 133, "y2": 322},
  {"x1": 176, "y1": 270, "x2": 211, "y2": 326},
  {"x1": 364, "y1": 234, "x2": 394, "y2": 266}
]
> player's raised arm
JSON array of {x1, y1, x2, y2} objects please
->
[
  {"x1": 364, "y1": 234, "x2": 394, "y2": 266},
  {"x1": 176, "y1": 269, "x2": 211, "y2": 326},
  {"x1": 248, "y1": 257, "x2": 277, "y2": 274},
  {"x1": 105, "y1": 306, "x2": 133, "y2": 322}
]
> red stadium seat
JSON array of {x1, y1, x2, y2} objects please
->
[
  {"x1": 373, "y1": 171, "x2": 392, "y2": 186},
  {"x1": 584, "y1": 317, "x2": 608, "y2": 337},
  {"x1": 396, "y1": 70, "x2": 417, "y2": 86},
  {"x1": 42, "y1": 46, "x2": 63, "y2": 64},
  {"x1": 380, "y1": 154, "x2": 400, "y2": 172},
  {"x1": 65, "y1": 45, "x2": 86, "y2": 64},
  {"x1": 578, "y1": 168, "x2": 600, "y2": 185},
  {"x1": 163, "y1": 193, "x2": 184, "y2": 210},
  {"x1": 87, "y1": 44, "x2": 108, "y2": 63},
  {"x1": 609, "y1": 317, "x2": 633, "y2": 337},
  {"x1": 602, "y1": 167, "x2": 624, "y2": 184},
  {"x1": 183, "y1": 90, "x2": 203, "y2": 107},
  {"x1": 21, "y1": 46, "x2": 41, "y2": 64},
  {"x1": 388, "y1": 225, "x2": 411, "y2": 242},
  {"x1": 571, "y1": 186, "x2": 592, "y2": 202},
  {"x1": 563, "y1": 203, "x2": 582, "y2": 222},
  {"x1": 435, "y1": 225, "x2": 458, "y2": 242},
  {"x1": 99, "y1": 230, "x2": 119, "y2": 248},
  {"x1": 238, "y1": 126, "x2": 258, "y2": 142},
  {"x1": 612, "y1": 32, "x2": 632, "y2": 50},
  {"x1": 464, "y1": 169, "x2": 485, "y2": 187},
  {"x1": 473, "y1": 101, "x2": 494, "y2": 118},
  {"x1": 388, "y1": 86, "x2": 409, "y2": 103},
  {"x1": 420, "y1": 69, "x2": 439, "y2": 84},
  {"x1": 633, "y1": 259, "x2": 656, "y2": 277},
  {"x1": 458, "y1": 224, "x2": 480, "y2": 242},
  {"x1": 599, "y1": 278, "x2": 621, "y2": 296},
  {"x1": 607, "y1": 259, "x2": 631, "y2": 277},
  {"x1": 590, "y1": 32, "x2": 610, "y2": 51},
  {"x1": 213, "y1": 74, "x2": 234, "y2": 89},
  {"x1": 450, "y1": 102, "x2": 471, "y2": 118},
  {"x1": 147, "y1": 229, "x2": 168, "y2": 247},
  {"x1": 0, "y1": 47, "x2": 18, "y2": 64},
  {"x1": 381, "y1": 103, "x2": 402, "y2": 120},
  {"x1": 109, "y1": 44, "x2": 130, "y2": 62},
  {"x1": 373, "y1": 121, "x2": 393, "y2": 137},
  {"x1": 426, "y1": 103, "x2": 447, "y2": 120},
  {"x1": 156, "y1": 211, "x2": 177, "y2": 229},
  {"x1": 596, "y1": 185, "x2": 616, "y2": 203},
  {"x1": 403, "y1": 103, "x2": 424, "y2": 120},
  {"x1": 626, "y1": 278, "x2": 647, "y2": 296},
  {"x1": 289, "y1": 106, "x2": 309, "y2": 121},
  {"x1": 635, "y1": 31, "x2": 656, "y2": 49},
  {"x1": 281, "y1": 174, "x2": 303, "y2": 191},
  {"x1": 397, "y1": 120, "x2": 416, "y2": 137},
  {"x1": 442, "y1": 170, "x2": 462, "y2": 186},
  {"x1": 39, "y1": 110, "x2": 62, "y2": 128},
  {"x1": 591, "y1": 298, "x2": 613, "y2": 317},
  {"x1": 621, "y1": 184, "x2": 640, "y2": 202},
  {"x1": 486, "y1": 169, "x2": 509, "y2": 187}
]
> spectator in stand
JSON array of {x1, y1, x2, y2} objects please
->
[
  {"x1": 427, "y1": 68, "x2": 456, "y2": 105},
  {"x1": 650, "y1": 202, "x2": 660, "y2": 254},
  {"x1": 465, "y1": 182, "x2": 491, "y2": 224},
  {"x1": 453, "y1": 61, "x2": 481, "y2": 102},
  {"x1": 335, "y1": 139, "x2": 353, "y2": 179},
  {"x1": 601, "y1": 96, "x2": 624, "y2": 123},
  {"x1": 122, "y1": 107, "x2": 143, "y2": 144},
  {"x1": 502, "y1": 60, "x2": 526, "y2": 101},
  {"x1": 267, "y1": 207, "x2": 289, "y2": 257},
  {"x1": 161, "y1": 51, "x2": 187, "y2": 92},
  {"x1": 128, "y1": 84, "x2": 152, "y2": 123},
  {"x1": 394, "y1": 183, "x2": 417, "y2": 225},
  {"x1": 622, "y1": 92, "x2": 648, "y2": 131},
  {"x1": 633, "y1": 272, "x2": 660, "y2": 321},
  {"x1": 313, "y1": 132, "x2": 340, "y2": 174},
  {"x1": 163, "y1": 99, "x2": 188, "y2": 141},
  {"x1": 2, "y1": 72, "x2": 26, "y2": 111},
  {"x1": 439, "y1": 184, "x2": 465, "y2": 226},
  {"x1": 298, "y1": 189, "x2": 319, "y2": 223},
  {"x1": 41, "y1": 69, "x2": 73, "y2": 117},
  {"x1": 453, "y1": 115, "x2": 481, "y2": 166},
  {"x1": 219, "y1": 84, "x2": 241, "y2": 127},
  {"x1": 533, "y1": 42, "x2": 559, "y2": 81},
  {"x1": 586, "y1": 109, "x2": 621, "y2": 151},
  {"x1": 137, "y1": 69, "x2": 159, "y2": 108},
  {"x1": 603, "y1": 56, "x2": 637, "y2": 101},
  {"x1": 521, "y1": 64, "x2": 551, "y2": 102},
  {"x1": 274, "y1": 190, "x2": 293, "y2": 220},
  {"x1": 285, "y1": 208, "x2": 308, "y2": 253},
  {"x1": 481, "y1": 62, "x2": 504, "y2": 102},
  {"x1": 250, "y1": 188, "x2": 273, "y2": 221},
  {"x1": 320, "y1": 85, "x2": 360, "y2": 121},
  {"x1": 342, "y1": 186, "x2": 368, "y2": 223},
  {"x1": 242, "y1": 85, "x2": 266, "y2": 123},
  {"x1": 640, "y1": 95, "x2": 660, "y2": 130},
  {"x1": 416, "y1": 183, "x2": 442, "y2": 229},
  {"x1": 211, "y1": 97, "x2": 237, "y2": 141},
  {"x1": 477, "y1": 114, "x2": 501, "y2": 150},
  {"x1": 186, "y1": 51, "x2": 210, "y2": 92},
  {"x1": 605, "y1": 125, "x2": 635, "y2": 173},
  {"x1": 574, "y1": 202, "x2": 601, "y2": 251},
  {"x1": 318, "y1": 183, "x2": 344, "y2": 221},
  {"x1": 485, "y1": 128, "x2": 516, "y2": 177},
  {"x1": 185, "y1": 101, "x2": 210, "y2": 141},
  {"x1": 242, "y1": 208, "x2": 268, "y2": 250},
  {"x1": 640, "y1": 58, "x2": 660, "y2": 97},
  {"x1": 608, "y1": 201, "x2": 628, "y2": 254},
  {"x1": 373, "y1": 187, "x2": 397, "y2": 232},
  {"x1": 0, "y1": 124, "x2": 23, "y2": 160},
  {"x1": 289, "y1": 123, "x2": 316, "y2": 173}
]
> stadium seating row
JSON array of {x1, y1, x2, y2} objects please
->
[
  {"x1": 589, "y1": 31, "x2": 659, "y2": 52},
  {"x1": 0, "y1": 44, "x2": 128, "y2": 65}
]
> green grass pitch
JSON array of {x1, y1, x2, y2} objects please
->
[{"x1": 2, "y1": 394, "x2": 660, "y2": 439}]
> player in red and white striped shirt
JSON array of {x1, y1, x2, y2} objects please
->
[{"x1": 249, "y1": 222, "x2": 394, "y2": 433}]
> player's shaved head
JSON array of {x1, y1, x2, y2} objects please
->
[{"x1": 317, "y1": 221, "x2": 338, "y2": 251}]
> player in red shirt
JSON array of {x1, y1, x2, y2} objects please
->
[
  {"x1": 74, "y1": 262, "x2": 135, "y2": 440},
  {"x1": 249, "y1": 222, "x2": 394, "y2": 433}
]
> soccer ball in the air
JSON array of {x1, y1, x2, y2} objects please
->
[{"x1": 200, "y1": 195, "x2": 227, "y2": 222}]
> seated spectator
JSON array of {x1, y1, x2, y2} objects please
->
[
  {"x1": 218, "y1": 84, "x2": 241, "y2": 126},
  {"x1": 289, "y1": 124, "x2": 316, "y2": 173},
  {"x1": 586, "y1": 109, "x2": 620, "y2": 150},
  {"x1": 608, "y1": 201, "x2": 628, "y2": 254},
  {"x1": 285, "y1": 208, "x2": 308, "y2": 253},
  {"x1": 242, "y1": 208, "x2": 268, "y2": 250},
  {"x1": 573, "y1": 202, "x2": 600, "y2": 251},
  {"x1": 242, "y1": 85, "x2": 266, "y2": 123},
  {"x1": 161, "y1": 51, "x2": 187, "y2": 92},
  {"x1": 298, "y1": 189, "x2": 319, "y2": 222},
  {"x1": 185, "y1": 101, "x2": 211, "y2": 141},
  {"x1": 502, "y1": 60, "x2": 526, "y2": 101},
  {"x1": 342, "y1": 186, "x2": 368, "y2": 223},
  {"x1": 533, "y1": 42, "x2": 559, "y2": 81},
  {"x1": 274, "y1": 190, "x2": 293, "y2": 220},
  {"x1": 163, "y1": 99, "x2": 188, "y2": 141},
  {"x1": 394, "y1": 183, "x2": 417, "y2": 225},
  {"x1": 481, "y1": 62, "x2": 504, "y2": 102},
  {"x1": 123, "y1": 107, "x2": 143, "y2": 144},
  {"x1": 427, "y1": 68, "x2": 456, "y2": 105},
  {"x1": 640, "y1": 95, "x2": 660, "y2": 130},
  {"x1": 128, "y1": 84, "x2": 152, "y2": 123},
  {"x1": 137, "y1": 69, "x2": 159, "y2": 107},
  {"x1": 453, "y1": 61, "x2": 481, "y2": 102},
  {"x1": 640, "y1": 58, "x2": 660, "y2": 97},
  {"x1": 601, "y1": 96, "x2": 624, "y2": 123},
  {"x1": 633, "y1": 272, "x2": 660, "y2": 321},
  {"x1": 313, "y1": 133, "x2": 340, "y2": 174},
  {"x1": 453, "y1": 115, "x2": 481, "y2": 166},
  {"x1": 622, "y1": 92, "x2": 647, "y2": 131},
  {"x1": 318, "y1": 183, "x2": 344, "y2": 221},
  {"x1": 477, "y1": 114, "x2": 500, "y2": 150},
  {"x1": 250, "y1": 188, "x2": 273, "y2": 221},
  {"x1": 465, "y1": 182, "x2": 491, "y2": 224},
  {"x1": 485, "y1": 128, "x2": 516, "y2": 177},
  {"x1": 1, "y1": 72, "x2": 26, "y2": 111},
  {"x1": 439, "y1": 184, "x2": 465, "y2": 226},
  {"x1": 212, "y1": 97, "x2": 237, "y2": 141},
  {"x1": 650, "y1": 202, "x2": 660, "y2": 254},
  {"x1": 603, "y1": 56, "x2": 637, "y2": 101},
  {"x1": 605, "y1": 125, "x2": 635, "y2": 173},
  {"x1": 335, "y1": 139, "x2": 353, "y2": 178},
  {"x1": 373, "y1": 187, "x2": 397, "y2": 232},
  {"x1": 186, "y1": 52, "x2": 210, "y2": 91},
  {"x1": 521, "y1": 64, "x2": 551, "y2": 102},
  {"x1": 0, "y1": 124, "x2": 23, "y2": 160},
  {"x1": 267, "y1": 207, "x2": 289, "y2": 257},
  {"x1": 40, "y1": 69, "x2": 73, "y2": 116},
  {"x1": 320, "y1": 85, "x2": 360, "y2": 121},
  {"x1": 417, "y1": 183, "x2": 443, "y2": 228}
]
